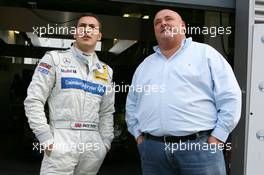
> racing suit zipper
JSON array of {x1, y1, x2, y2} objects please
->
[{"x1": 82, "y1": 65, "x2": 89, "y2": 121}]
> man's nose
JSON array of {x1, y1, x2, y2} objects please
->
[
  {"x1": 85, "y1": 27, "x2": 92, "y2": 33},
  {"x1": 160, "y1": 20, "x2": 168, "y2": 27}
]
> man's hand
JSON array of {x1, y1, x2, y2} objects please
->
[
  {"x1": 207, "y1": 135, "x2": 223, "y2": 144},
  {"x1": 45, "y1": 144, "x2": 54, "y2": 156},
  {"x1": 136, "y1": 135, "x2": 144, "y2": 145}
]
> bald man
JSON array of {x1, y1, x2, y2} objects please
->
[{"x1": 126, "y1": 9, "x2": 241, "y2": 175}]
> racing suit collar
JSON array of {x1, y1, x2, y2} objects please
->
[{"x1": 71, "y1": 45, "x2": 104, "y2": 74}]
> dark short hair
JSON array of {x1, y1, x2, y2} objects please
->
[{"x1": 75, "y1": 13, "x2": 102, "y2": 31}]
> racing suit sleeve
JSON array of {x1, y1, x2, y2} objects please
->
[
  {"x1": 24, "y1": 52, "x2": 56, "y2": 146},
  {"x1": 98, "y1": 66, "x2": 115, "y2": 151},
  {"x1": 207, "y1": 46, "x2": 242, "y2": 142}
]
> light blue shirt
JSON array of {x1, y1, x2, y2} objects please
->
[{"x1": 125, "y1": 37, "x2": 241, "y2": 142}]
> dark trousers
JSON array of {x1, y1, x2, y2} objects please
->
[{"x1": 137, "y1": 133, "x2": 226, "y2": 175}]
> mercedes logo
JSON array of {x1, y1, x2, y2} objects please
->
[{"x1": 63, "y1": 57, "x2": 71, "y2": 64}]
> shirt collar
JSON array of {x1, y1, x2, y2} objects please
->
[
  {"x1": 70, "y1": 44, "x2": 104, "y2": 73},
  {"x1": 153, "y1": 37, "x2": 192, "y2": 54}
]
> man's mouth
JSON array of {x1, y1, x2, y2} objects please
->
[
  {"x1": 161, "y1": 26, "x2": 171, "y2": 34},
  {"x1": 161, "y1": 28, "x2": 166, "y2": 33},
  {"x1": 81, "y1": 35, "x2": 92, "y2": 40}
]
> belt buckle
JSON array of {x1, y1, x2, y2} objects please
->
[
  {"x1": 71, "y1": 122, "x2": 83, "y2": 129},
  {"x1": 195, "y1": 132, "x2": 200, "y2": 138},
  {"x1": 71, "y1": 122, "x2": 97, "y2": 130}
]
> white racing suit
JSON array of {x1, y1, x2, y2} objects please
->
[{"x1": 24, "y1": 45, "x2": 115, "y2": 175}]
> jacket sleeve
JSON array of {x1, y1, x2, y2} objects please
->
[
  {"x1": 125, "y1": 70, "x2": 142, "y2": 139},
  {"x1": 24, "y1": 52, "x2": 56, "y2": 145},
  {"x1": 207, "y1": 46, "x2": 242, "y2": 142},
  {"x1": 98, "y1": 66, "x2": 115, "y2": 151}
]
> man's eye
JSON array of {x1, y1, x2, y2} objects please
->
[
  {"x1": 166, "y1": 17, "x2": 173, "y2": 21},
  {"x1": 155, "y1": 21, "x2": 161, "y2": 25},
  {"x1": 88, "y1": 24, "x2": 96, "y2": 29},
  {"x1": 77, "y1": 27, "x2": 85, "y2": 32},
  {"x1": 78, "y1": 24, "x2": 87, "y2": 28}
]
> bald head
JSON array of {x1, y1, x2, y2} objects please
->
[
  {"x1": 153, "y1": 9, "x2": 186, "y2": 45},
  {"x1": 154, "y1": 9, "x2": 183, "y2": 23}
]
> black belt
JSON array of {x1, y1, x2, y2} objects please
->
[{"x1": 144, "y1": 130, "x2": 212, "y2": 143}]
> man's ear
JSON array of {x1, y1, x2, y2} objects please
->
[
  {"x1": 181, "y1": 20, "x2": 186, "y2": 28},
  {"x1": 180, "y1": 20, "x2": 186, "y2": 34},
  {"x1": 97, "y1": 32, "x2": 102, "y2": 41}
]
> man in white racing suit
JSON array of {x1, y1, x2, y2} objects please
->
[{"x1": 24, "y1": 15, "x2": 115, "y2": 175}]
